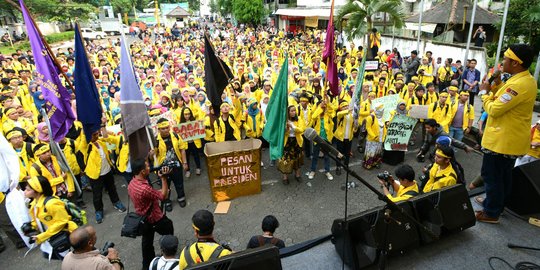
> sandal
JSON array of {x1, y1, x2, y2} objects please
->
[
  {"x1": 295, "y1": 175, "x2": 302, "y2": 182},
  {"x1": 282, "y1": 178, "x2": 290, "y2": 185}
]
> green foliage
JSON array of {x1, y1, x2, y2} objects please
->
[
  {"x1": 217, "y1": 0, "x2": 233, "y2": 17},
  {"x1": 336, "y1": 0, "x2": 405, "y2": 42},
  {"x1": 495, "y1": 0, "x2": 540, "y2": 53},
  {"x1": 232, "y1": 0, "x2": 264, "y2": 25},
  {"x1": 209, "y1": 0, "x2": 219, "y2": 14},
  {"x1": 188, "y1": 0, "x2": 200, "y2": 11},
  {"x1": 24, "y1": 0, "x2": 97, "y2": 21},
  {"x1": 0, "y1": 31, "x2": 74, "y2": 55},
  {"x1": 110, "y1": 0, "x2": 133, "y2": 16}
]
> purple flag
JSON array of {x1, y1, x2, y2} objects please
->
[
  {"x1": 20, "y1": 0, "x2": 75, "y2": 142},
  {"x1": 322, "y1": 0, "x2": 339, "y2": 96}
]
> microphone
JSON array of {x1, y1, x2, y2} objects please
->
[{"x1": 304, "y1": 128, "x2": 344, "y2": 159}]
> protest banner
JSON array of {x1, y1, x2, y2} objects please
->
[
  {"x1": 372, "y1": 94, "x2": 400, "y2": 122},
  {"x1": 175, "y1": 120, "x2": 205, "y2": 141},
  {"x1": 204, "y1": 139, "x2": 262, "y2": 202},
  {"x1": 149, "y1": 110, "x2": 176, "y2": 135},
  {"x1": 384, "y1": 115, "x2": 418, "y2": 151},
  {"x1": 365, "y1": 60, "x2": 379, "y2": 70},
  {"x1": 409, "y1": 105, "x2": 430, "y2": 119}
]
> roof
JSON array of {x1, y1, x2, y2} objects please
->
[
  {"x1": 405, "y1": 0, "x2": 500, "y2": 25},
  {"x1": 274, "y1": 8, "x2": 337, "y2": 19},
  {"x1": 166, "y1": 6, "x2": 190, "y2": 17}
]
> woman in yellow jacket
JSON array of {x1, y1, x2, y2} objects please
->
[
  {"x1": 178, "y1": 107, "x2": 202, "y2": 178},
  {"x1": 334, "y1": 101, "x2": 356, "y2": 173},
  {"x1": 24, "y1": 176, "x2": 78, "y2": 260},
  {"x1": 243, "y1": 98, "x2": 265, "y2": 140},
  {"x1": 307, "y1": 99, "x2": 335, "y2": 181},
  {"x1": 277, "y1": 105, "x2": 305, "y2": 185},
  {"x1": 213, "y1": 103, "x2": 242, "y2": 142},
  {"x1": 29, "y1": 144, "x2": 75, "y2": 199},
  {"x1": 363, "y1": 104, "x2": 387, "y2": 170},
  {"x1": 357, "y1": 91, "x2": 376, "y2": 153}
]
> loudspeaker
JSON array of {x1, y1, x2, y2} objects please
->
[
  {"x1": 331, "y1": 202, "x2": 420, "y2": 270},
  {"x1": 410, "y1": 184, "x2": 475, "y2": 244},
  {"x1": 508, "y1": 160, "x2": 540, "y2": 215},
  {"x1": 382, "y1": 150, "x2": 405, "y2": 166}
]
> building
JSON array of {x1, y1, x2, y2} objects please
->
[
  {"x1": 166, "y1": 6, "x2": 191, "y2": 27},
  {"x1": 272, "y1": 0, "x2": 346, "y2": 32}
]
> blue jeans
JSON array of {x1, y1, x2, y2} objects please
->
[
  {"x1": 310, "y1": 143, "x2": 330, "y2": 173},
  {"x1": 449, "y1": 126, "x2": 464, "y2": 142},
  {"x1": 481, "y1": 153, "x2": 515, "y2": 218}
]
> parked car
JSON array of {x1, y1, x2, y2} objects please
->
[
  {"x1": 101, "y1": 21, "x2": 130, "y2": 35},
  {"x1": 80, "y1": 28, "x2": 106, "y2": 40}
]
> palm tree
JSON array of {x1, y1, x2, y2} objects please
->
[{"x1": 336, "y1": 0, "x2": 405, "y2": 44}]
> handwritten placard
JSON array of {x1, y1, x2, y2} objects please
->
[
  {"x1": 384, "y1": 114, "x2": 417, "y2": 151},
  {"x1": 372, "y1": 94, "x2": 400, "y2": 122},
  {"x1": 409, "y1": 105, "x2": 429, "y2": 119},
  {"x1": 174, "y1": 120, "x2": 205, "y2": 141}
]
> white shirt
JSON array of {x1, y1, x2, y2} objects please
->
[
  {"x1": 344, "y1": 114, "x2": 352, "y2": 140},
  {"x1": 98, "y1": 145, "x2": 111, "y2": 176},
  {"x1": 149, "y1": 256, "x2": 179, "y2": 270}
]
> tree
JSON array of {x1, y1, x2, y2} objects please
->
[
  {"x1": 232, "y1": 0, "x2": 264, "y2": 25},
  {"x1": 110, "y1": 0, "x2": 134, "y2": 17},
  {"x1": 497, "y1": 0, "x2": 539, "y2": 53},
  {"x1": 336, "y1": 0, "x2": 405, "y2": 42},
  {"x1": 187, "y1": 0, "x2": 200, "y2": 11},
  {"x1": 217, "y1": 0, "x2": 232, "y2": 17},
  {"x1": 209, "y1": 0, "x2": 218, "y2": 14},
  {"x1": 4, "y1": 0, "x2": 98, "y2": 21}
]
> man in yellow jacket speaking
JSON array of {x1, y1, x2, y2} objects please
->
[{"x1": 476, "y1": 44, "x2": 537, "y2": 224}]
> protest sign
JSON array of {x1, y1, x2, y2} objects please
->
[
  {"x1": 204, "y1": 139, "x2": 262, "y2": 202},
  {"x1": 384, "y1": 115, "x2": 417, "y2": 151},
  {"x1": 365, "y1": 61, "x2": 379, "y2": 70},
  {"x1": 149, "y1": 110, "x2": 176, "y2": 135},
  {"x1": 372, "y1": 94, "x2": 400, "y2": 122},
  {"x1": 175, "y1": 120, "x2": 205, "y2": 141},
  {"x1": 409, "y1": 105, "x2": 430, "y2": 119}
]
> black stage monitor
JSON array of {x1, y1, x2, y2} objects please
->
[{"x1": 187, "y1": 245, "x2": 282, "y2": 270}]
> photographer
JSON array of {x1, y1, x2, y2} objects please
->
[
  {"x1": 128, "y1": 158, "x2": 174, "y2": 270},
  {"x1": 62, "y1": 225, "x2": 122, "y2": 270},
  {"x1": 378, "y1": 165, "x2": 419, "y2": 202}
]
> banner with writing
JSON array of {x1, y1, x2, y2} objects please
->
[
  {"x1": 204, "y1": 139, "x2": 262, "y2": 202},
  {"x1": 175, "y1": 120, "x2": 205, "y2": 141},
  {"x1": 372, "y1": 94, "x2": 400, "y2": 122},
  {"x1": 409, "y1": 105, "x2": 430, "y2": 119},
  {"x1": 149, "y1": 110, "x2": 176, "y2": 135},
  {"x1": 305, "y1": 17, "x2": 319, "y2": 28},
  {"x1": 384, "y1": 114, "x2": 417, "y2": 151}
]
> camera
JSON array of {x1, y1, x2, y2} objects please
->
[
  {"x1": 377, "y1": 171, "x2": 392, "y2": 181},
  {"x1": 151, "y1": 161, "x2": 181, "y2": 172},
  {"x1": 100, "y1": 241, "x2": 115, "y2": 256},
  {"x1": 418, "y1": 69, "x2": 425, "y2": 75},
  {"x1": 21, "y1": 222, "x2": 38, "y2": 243}
]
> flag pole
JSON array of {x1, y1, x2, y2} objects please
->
[
  {"x1": 19, "y1": 1, "x2": 76, "y2": 93},
  {"x1": 40, "y1": 108, "x2": 82, "y2": 195}
]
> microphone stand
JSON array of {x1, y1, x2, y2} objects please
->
[{"x1": 326, "y1": 149, "x2": 438, "y2": 270}]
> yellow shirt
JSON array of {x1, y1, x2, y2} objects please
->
[
  {"x1": 179, "y1": 242, "x2": 232, "y2": 270},
  {"x1": 387, "y1": 181, "x2": 420, "y2": 202},
  {"x1": 527, "y1": 128, "x2": 540, "y2": 159},
  {"x1": 482, "y1": 70, "x2": 537, "y2": 155},
  {"x1": 423, "y1": 164, "x2": 457, "y2": 193}
]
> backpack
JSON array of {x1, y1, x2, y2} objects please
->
[
  {"x1": 450, "y1": 159, "x2": 466, "y2": 185},
  {"x1": 43, "y1": 196, "x2": 87, "y2": 226}
]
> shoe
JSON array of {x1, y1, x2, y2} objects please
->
[
  {"x1": 185, "y1": 171, "x2": 191, "y2": 178},
  {"x1": 83, "y1": 185, "x2": 93, "y2": 192},
  {"x1": 474, "y1": 196, "x2": 485, "y2": 206},
  {"x1": 282, "y1": 178, "x2": 289, "y2": 185},
  {"x1": 96, "y1": 211, "x2": 103, "y2": 224},
  {"x1": 326, "y1": 172, "x2": 334, "y2": 181},
  {"x1": 165, "y1": 202, "x2": 173, "y2": 212},
  {"x1": 178, "y1": 199, "x2": 186, "y2": 208},
  {"x1": 195, "y1": 168, "x2": 201, "y2": 175},
  {"x1": 114, "y1": 201, "x2": 127, "y2": 212},
  {"x1": 308, "y1": 171, "x2": 315, "y2": 179},
  {"x1": 15, "y1": 242, "x2": 26, "y2": 249},
  {"x1": 475, "y1": 211, "x2": 499, "y2": 224},
  {"x1": 295, "y1": 175, "x2": 302, "y2": 182},
  {"x1": 336, "y1": 168, "x2": 342, "y2": 176}
]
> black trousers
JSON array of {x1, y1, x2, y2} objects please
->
[
  {"x1": 336, "y1": 139, "x2": 352, "y2": 167},
  {"x1": 141, "y1": 216, "x2": 174, "y2": 269},
  {"x1": 185, "y1": 142, "x2": 201, "y2": 171},
  {"x1": 165, "y1": 167, "x2": 185, "y2": 201},
  {"x1": 90, "y1": 171, "x2": 120, "y2": 212},
  {"x1": 0, "y1": 197, "x2": 25, "y2": 248}
]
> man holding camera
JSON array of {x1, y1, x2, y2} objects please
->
[
  {"x1": 128, "y1": 158, "x2": 174, "y2": 270},
  {"x1": 62, "y1": 225, "x2": 123, "y2": 270},
  {"x1": 378, "y1": 165, "x2": 419, "y2": 202}
]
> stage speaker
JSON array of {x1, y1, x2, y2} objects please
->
[
  {"x1": 410, "y1": 184, "x2": 475, "y2": 244},
  {"x1": 331, "y1": 202, "x2": 420, "y2": 270},
  {"x1": 508, "y1": 160, "x2": 540, "y2": 215}
]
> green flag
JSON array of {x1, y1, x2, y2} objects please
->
[{"x1": 262, "y1": 56, "x2": 289, "y2": 160}]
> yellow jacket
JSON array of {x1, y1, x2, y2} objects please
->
[
  {"x1": 29, "y1": 195, "x2": 78, "y2": 244},
  {"x1": 29, "y1": 156, "x2": 75, "y2": 193},
  {"x1": 284, "y1": 119, "x2": 305, "y2": 146},
  {"x1": 297, "y1": 104, "x2": 313, "y2": 129},
  {"x1": 310, "y1": 107, "x2": 335, "y2": 142},
  {"x1": 204, "y1": 115, "x2": 216, "y2": 142},
  {"x1": 450, "y1": 102, "x2": 475, "y2": 129},
  {"x1": 358, "y1": 100, "x2": 372, "y2": 124},
  {"x1": 428, "y1": 102, "x2": 452, "y2": 133},
  {"x1": 417, "y1": 64, "x2": 434, "y2": 85},
  {"x1": 365, "y1": 114, "x2": 386, "y2": 142},
  {"x1": 423, "y1": 163, "x2": 457, "y2": 193},
  {"x1": 179, "y1": 242, "x2": 232, "y2": 270},
  {"x1": 156, "y1": 133, "x2": 187, "y2": 165},
  {"x1": 15, "y1": 142, "x2": 35, "y2": 182},
  {"x1": 243, "y1": 111, "x2": 265, "y2": 138},
  {"x1": 482, "y1": 70, "x2": 537, "y2": 155},
  {"x1": 213, "y1": 115, "x2": 242, "y2": 142},
  {"x1": 59, "y1": 139, "x2": 80, "y2": 175},
  {"x1": 83, "y1": 139, "x2": 115, "y2": 180},
  {"x1": 2, "y1": 118, "x2": 35, "y2": 136},
  {"x1": 528, "y1": 127, "x2": 540, "y2": 159},
  {"x1": 387, "y1": 181, "x2": 419, "y2": 202},
  {"x1": 334, "y1": 110, "x2": 356, "y2": 141},
  {"x1": 426, "y1": 91, "x2": 439, "y2": 105},
  {"x1": 114, "y1": 136, "x2": 130, "y2": 173}
]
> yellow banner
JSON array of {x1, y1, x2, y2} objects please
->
[{"x1": 305, "y1": 17, "x2": 319, "y2": 28}]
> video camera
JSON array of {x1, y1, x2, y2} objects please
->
[
  {"x1": 377, "y1": 171, "x2": 394, "y2": 188},
  {"x1": 150, "y1": 161, "x2": 181, "y2": 172},
  {"x1": 21, "y1": 222, "x2": 38, "y2": 243},
  {"x1": 100, "y1": 241, "x2": 115, "y2": 256}
]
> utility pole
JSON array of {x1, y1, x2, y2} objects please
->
[
  {"x1": 462, "y1": 0, "x2": 477, "y2": 89},
  {"x1": 494, "y1": 0, "x2": 510, "y2": 70},
  {"x1": 416, "y1": 0, "x2": 424, "y2": 53}
]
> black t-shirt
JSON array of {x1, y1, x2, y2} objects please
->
[
  {"x1": 223, "y1": 117, "x2": 236, "y2": 141},
  {"x1": 162, "y1": 136, "x2": 179, "y2": 163},
  {"x1": 246, "y1": 235, "x2": 285, "y2": 249}
]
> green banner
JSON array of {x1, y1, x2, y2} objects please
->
[{"x1": 384, "y1": 114, "x2": 418, "y2": 151}]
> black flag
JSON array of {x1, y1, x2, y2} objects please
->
[{"x1": 204, "y1": 34, "x2": 233, "y2": 115}]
